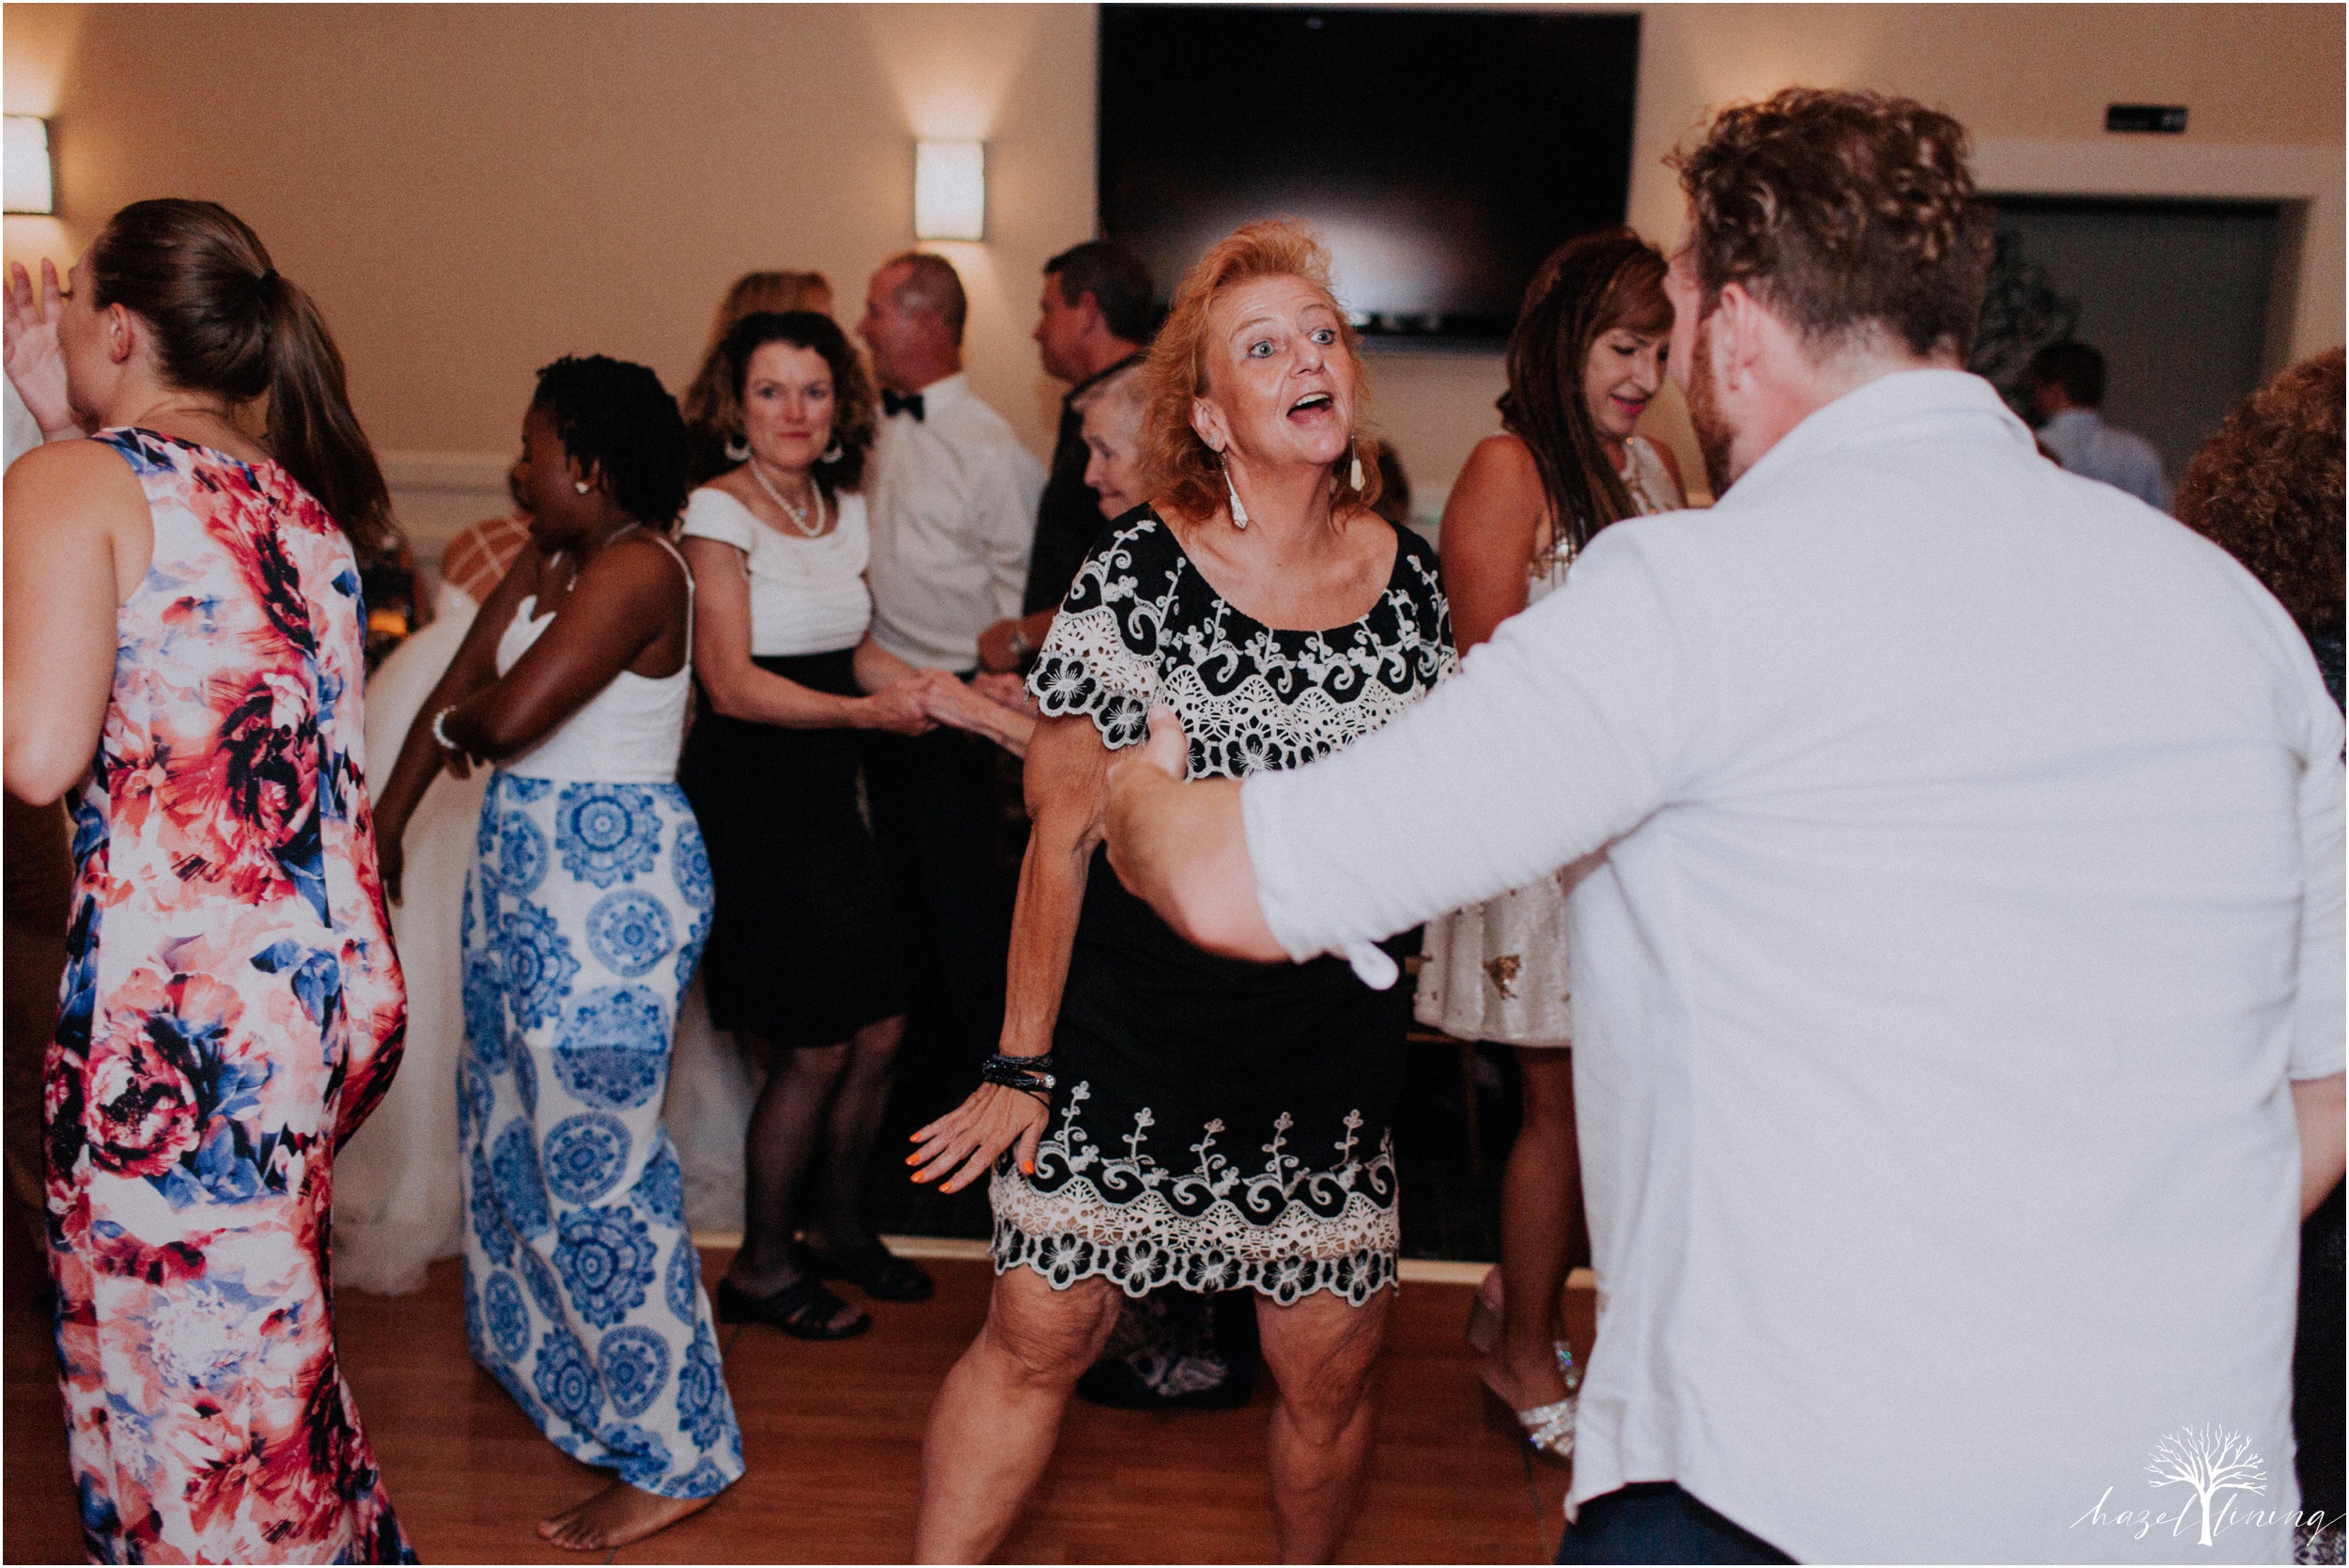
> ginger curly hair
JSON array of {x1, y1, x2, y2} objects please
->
[
  {"x1": 2174, "y1": 349, "x2": 2345, "y2": 639},
  {"x1": 1670, "y1": 86, "x2": 1993, "y2": 359},
  {"x1": 1142, "y1": 219, "x2": 1381, "y2": 523}
]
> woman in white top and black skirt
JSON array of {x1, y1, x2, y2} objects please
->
[
  {"x1": 677, "y1": 311, "x2": 1014, "y2": 1340},
  {"x1": 1413, "y1": 229, "x2": 1685, "y2": 1465}
]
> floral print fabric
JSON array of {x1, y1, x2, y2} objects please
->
[
  {"x1": 45, "y1": 429, "x2": 412, "y2": 1562},
  {"x1": 458, "y1": 772, "x2": 742, "y2": 1499}
]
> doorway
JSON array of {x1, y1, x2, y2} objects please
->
[{"x1": 1974, "y1": 195, "x2": 2285, "y2": 480}]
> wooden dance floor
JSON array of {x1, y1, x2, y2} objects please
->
[{"x1": 5, "y1": 1246, "x2": 1593, "y2": 1563}]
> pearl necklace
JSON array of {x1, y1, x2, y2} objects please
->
[{"x1": 746, "y1": 454, "x2": 827, "y2": 538}]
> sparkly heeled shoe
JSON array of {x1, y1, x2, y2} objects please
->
[
  {"x1": 1479, "y1": 1342, "x2": 1581, "y2": 1466},
  {"x1": 1469, "y1": 1265, "x2": 1581, "y2": 1465}
]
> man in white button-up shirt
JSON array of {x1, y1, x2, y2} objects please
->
[
  {"x1": 861, "y1": 252, "x2": 1047, "y2": 669},
  {"x1": 1098, "y1": 89, "x2": 2346, "y2": 1565},
  {"x1": 856, "y1": 253, "x2": 1045, "y2": 1090},
  {"x1": 2030, "y1": 340, "x2": 2174, "y2": 512}
]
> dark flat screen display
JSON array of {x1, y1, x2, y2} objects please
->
[{"x1": 1098, "y1": 7, "x2": 1641, "y2": 343}]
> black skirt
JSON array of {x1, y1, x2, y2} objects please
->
[
  {"x1": 990, "y1": 850, "x2": 1412, "y2": 1306},
  {"x1": 677, "y1": 649, "x2": 905, "y2": 1048}
]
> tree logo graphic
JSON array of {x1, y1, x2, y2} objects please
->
[{"x1": 2146, "y1": 1424, "x2": 2268, "y2": 1546}]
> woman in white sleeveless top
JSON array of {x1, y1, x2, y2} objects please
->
[
  {"x1": 676, "y1": 310, "x2": 984, "y2": 1340},
  {"x1": 342, "y1": 482, "x2": 532, "y2": 1296},
  {"x1": 1415, "y1": 231, "x2": 1685, "y2": 1465},
  {"x1": 373, "y1": 357, "x2": 740, "y2": 1552}
]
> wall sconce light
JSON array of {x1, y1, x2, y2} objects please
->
[
  {"x1": 914, "y1": 139, "x2": 985, "y2": 242},
  {"x1": 5, "y1": 116, "x2": 55, "y2": 215}
]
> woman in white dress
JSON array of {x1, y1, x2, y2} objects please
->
[
  {"x1": 1413, "y1": 229, "x2": 1685, "y2": 1463},
  {"x1": 340, "y1": 479, "x2": 531, "y2": 1295}
]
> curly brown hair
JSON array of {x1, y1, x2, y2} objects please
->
[
  {"x1": 1670, "y1": 87, "x2": 1993, "y2": 359},
  {"x1": 679, "y1": 271, "x2": 831, "y2": 434},
  {"x1": 1142, "y1": 219, "x2": 1381, "y2": 523},
  {"x1": 2174, "y1": 349, "x2": 2345, "y2": 639},
  {"x1": 700, "y1": 311, "x2": 878, "y2": 496},
  {"x1": 1500, "y1": 229, "x2": 1672, "y2": 561}
]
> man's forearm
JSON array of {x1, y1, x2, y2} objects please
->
[{"x1": 1104, "y1": 739, "x2": 1283, "y2": 962}]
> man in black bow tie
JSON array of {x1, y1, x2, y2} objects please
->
[{"x1": 855, "y1": 251, "x2": 1045, "y2": 1104}]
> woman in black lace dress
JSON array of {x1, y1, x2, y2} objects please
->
[{"x1": 908, "y1": 221, "x2": 1454, "y2": 1562}]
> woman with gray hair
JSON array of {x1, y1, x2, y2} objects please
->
[{"x1": 1074, "y1": 359, "x2": 1151, "y2": 519}]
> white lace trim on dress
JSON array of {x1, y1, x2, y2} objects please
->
[
  {"x1": 988, "y1": 1080, "x2": 1401, "y2": 1306},
  {"x1": 1031, "y1": 599, "x2": 1455, "y2": 779},
  {"x1": 1029, "y1": 601, "x2": 1159, "y2": 748}
]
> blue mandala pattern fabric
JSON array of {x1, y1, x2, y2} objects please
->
[{"x1": 457, "y1": 770, "x2": 740, "y2": 1499}]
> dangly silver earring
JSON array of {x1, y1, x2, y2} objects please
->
[
  {"x1": 573, "y1": 479, "x2": 592, "y2": 494},
  {"x1": 1221, "y1": 453, "x2": 1249, "y2": 529},
  {"x1": 1348, "y1": 440, "x2": 1365, "y2": 492},
  {"x1": 821, "y1": 439, "x2": 843, "y2": 464},
  {"x1": 724, "y1": 434, "x2": 751, "y2": 463}
]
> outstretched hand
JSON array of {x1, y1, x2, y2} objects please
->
[
  {"x1": 863, "y1": 674, "x2": 941, "y2": 737},
  {"x1": 967, "y1": 670, "x2": 1039, "y2": 717},
  {"x1": 4, "y1": 259, "x2": 75, "y2": 439},
  {"x1": 907, "y1": 1082, "x2": 1049, "y2": 1194},
  {"x1": 915, "y1": 670, "x2": 1038, "y2": 759}
]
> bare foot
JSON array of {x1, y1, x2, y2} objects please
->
[{"x1": 537, "y1": 1479, "x2": 718, "y2": 1552}]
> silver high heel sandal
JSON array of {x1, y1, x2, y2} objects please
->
[
  {"x1": 1479, "y1": 1342, "x2": 1581, "y2": 1465},
  {"x1": 1468, "y1": 1265, "x2": 1581, "y2": 1465}
]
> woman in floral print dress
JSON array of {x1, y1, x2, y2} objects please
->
[
  {"x1": 4, "y1": 201, "x2": 412, "y2": 1561},
  {"x1": 373, "y1": 355, "x2": 742, "y2": 1553}
]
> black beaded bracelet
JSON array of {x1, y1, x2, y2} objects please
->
[{"x1": 980, "y1": 1052, "x2": 1056, "y2": 1104}]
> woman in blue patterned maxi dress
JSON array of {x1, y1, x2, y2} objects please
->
[{"x1": 373, "y1": 356, "x2": 743, "y2": 1552}]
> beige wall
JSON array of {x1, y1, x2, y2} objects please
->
[
  {"x1": 6, "y1": 3, "x2": 2342, "y2": 532},
  {"x1": 4, "y1": 4, "x2": 1095, "y2": 460}
]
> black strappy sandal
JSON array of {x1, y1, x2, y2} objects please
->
[
  {"x1": 805, "y1": 1236, "x2": 935, "y2": 1302},
  {"x1": 715, "y1": 1275, "x2": 872, "y2": 1340}
]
